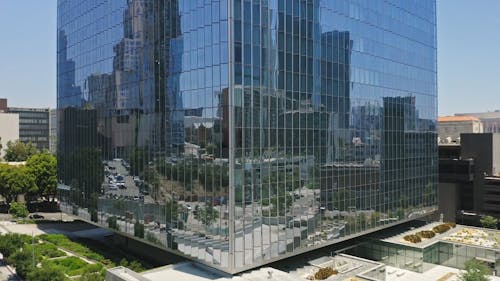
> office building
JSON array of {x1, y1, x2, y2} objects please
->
[
  {"x1": 438, "y1": 116, "x2": 483, "y2": 144},
  {"x1": 0, "y1": 99, "x2": 7, "y2": 113},
  {"x1": 7, "y1": 107, "x2": 50, "y2": 150},
  {"x1": 57, "y1": 0, "x2": 438, "y2": 273},
  {"x1": 456, "y1": 111, "x2": 500, "y2": 134},
  {"x1": 439, "y1": 133, "x2": 500, "y2": 224},
  {"x1": 0, "y1": 113, "x2": 19, "y2": 159},
  {"x1": 49, "y1": 109, "x2": 58, "y2": 154}
]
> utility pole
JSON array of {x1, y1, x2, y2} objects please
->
[{"x1": 32, "y1": 231, "x2": 35, "y2": 267}]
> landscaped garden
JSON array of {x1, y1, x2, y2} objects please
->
[
  {"x1": 0, "y1": 232, "x2": 149, "y2": 281},
  {"x1": 402, "y1": 223, "x2": 457, "y2": 244},
  {"x1": 443, "y1": 227, "x2": 500, "y2": 248}
]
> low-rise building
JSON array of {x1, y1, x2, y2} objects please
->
[
  {"x1": 456, "y1": 111, "x2": 500, "y2": 133},
  {"x1": 0, "y1": 112, "x2": 19, "y2": 159},
  {"x1": 8, "y1": 107, "x2": 50, "y2": 150},
  {"x1": 438, "y1": 116, "x2": 483, "y2": 144}
]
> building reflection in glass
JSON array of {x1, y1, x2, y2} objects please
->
[{"x1": 57, "y1": 0, "x2": 437, "y2": 273}]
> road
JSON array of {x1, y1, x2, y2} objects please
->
[{"x1": 0, "y1": 260, "x2": 20, "y2": 281}]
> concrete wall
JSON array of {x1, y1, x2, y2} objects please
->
[
  {"x1": 492, "y1": 134, "x2": 500, "y2": 176},
  {"x1": 0, "y1": 113, "x2": 19, "y2": 159}
]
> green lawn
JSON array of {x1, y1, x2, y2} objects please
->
[{"x1": 41, "y1": 256, "x2": 104, "y2": 277}]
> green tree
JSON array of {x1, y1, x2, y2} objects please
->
[
  {"x1": 7, "y1": 249, "x2": 34, "y2": 279},
  {"x1": 59, "y1": 148, "x2": 103, "y2": 209},
  {"x1": 26, "y1": 152, "x2": 57, "y2": 201},
  {"x1": 198, "y1": 164, "x2": 229, "y2": 192},
  {"x1": 27, "y1": 265, "x2": 68, "y2": 281},
  {"x1": 459, "y1": 259, "x2": 490, "y2": 281},
  {"x1": 370, "y1": 212, "x2": 381, "y2": 226},
  {"x1": 9, "y1": 202, "x2": 29, "y2": 218},
  {"x1": 334, "y1": 188, "x2": 355, "y2": 211},
  {"x1": 0, "y1": 233, "x2": 32, "y2": 258},
  {"x1": 480, "y1": 215, "x2": 498, "y2": 229},
  {"x1": 3, "y1": 140, "x2": 38, "y2": 162},
  {"x1": 0, "y1": 164, "x2": 37, "y2": 203},
  {"x1": 194, "y1": 204, "x2": 218, "y2": 226}
]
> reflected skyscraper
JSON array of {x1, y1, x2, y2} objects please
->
[{"x1": 57, "y1": 0, "x2": 438, "y2": 273}]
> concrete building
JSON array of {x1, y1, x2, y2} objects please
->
[
  {"x1": 0, "y1": 99, "x2": 7, "y2": 112},
  {"x1": 0, "y1": 113, "x2": 19, "y2": 159},
  {"x1": 456, "y1": 111, "x2": 500, "y2": 133},
  {"x1": 49, "y1": 109, "x2": 57, "y2": 154},
  {"x1": 8, "y1": 107, "x2": 50, "y2": 150},
  {"x1": 438, "y1": 116, "x2": 483, "y2": 144},
  {"x1": 439, "y1": 133, "x2": 500, "y2": 224}
]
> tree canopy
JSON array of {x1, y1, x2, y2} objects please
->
[
  {"x1": 480, "y1": 215, "x2": 498, "y2": 229},
  {"x1": 3, "y1": 140, "x2": 38, "y2": 162},
  {"x1": 27, "y1": 265, "x2": 68, "y2": 281},
  {"x1": 26, "y1": 152, "x2": 57, "y2": 200},
  {"x1": 0, "y1": 163, "x2": 37, "y2": 203},
  {"x1": 460, "y1": 259, "x2": 490, "y2": 281}
]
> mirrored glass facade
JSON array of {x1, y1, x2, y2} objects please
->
[{"x1": 57, "y1": 0, "x2": 437, "y2": 273}]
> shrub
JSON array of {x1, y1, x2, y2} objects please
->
[
  {"x1": 42, "y1": 256, "x2": 103, "y2": 277},
  {"x1": 445, "y1": 222, "x2": 456, "y2": 228},
  {"x1": 0, "y1": 233, "x2": 33, "y2": 258},
  {"x1": 9, "y1": 202, "x2": 29, "y2": 218},
  {"x1": 91, "y1": 210, "x2": 98, "y2": 222},
  {"x1": 26, "y1": 265, "x2": 68, "y2": 281},
  {"x1": 38, "y1": 234, "x2": 104, "y2": 262},
  {"x1": 35, "y1": 243, "x2": 66, "y2": 259},
  {"x1": 134, "y1": 221, "x2": 144, "y2": 238},
  {"x1": 403, "y1": 234, "x2": 422, "y2": 243},
  {"x1": 107, "y1": 216, "x2": 118, "y2": 230},
  {"x1": 145, "y1": 232, "x2": 161, "y2": 245},
  {"x1": 78, "y1": 272, "x2": 105, "y2": 281},
  {"x1": 314, "y1": 267, "x2": 338, "y2": 280},
  {"x1": 7, "y1": 250, "x2": 34, "y2": 279},
  {"x1": 433, "y1": 224, "x2": 451, "y2": 234},
  {"x1": 416, "y1": 230, "x2": 435, "y2": 239}
]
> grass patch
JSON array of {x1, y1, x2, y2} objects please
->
[
  {"x1": 23, "y1": 243, "x2": 66, "y2": 260},
  {"x1": 42, "y1": 256, "x2": 103, "y2": 277},
  {"x1": 38, "y1": 234, "x2": 105, "y2": 263}
]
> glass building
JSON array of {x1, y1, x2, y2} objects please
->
[{"x1": 57, "y1": 0, "x2": 438, "y2": 273}]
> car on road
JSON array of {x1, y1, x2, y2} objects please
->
[
  {"x1": 117, "y1": 183, "x2": 126, "y2": 189},
  {"x1": 29, "y1": 213, "x2": 45, "y2": 219}
]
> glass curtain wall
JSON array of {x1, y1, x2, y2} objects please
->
[{"x1": 57, "y1": 0, "x2": 437, "y2": 273}]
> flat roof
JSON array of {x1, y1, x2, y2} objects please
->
[
  {"x1": 381, "y1": 222, "x2": 500, "y2": 251},
  {"x1": 381, "y1": 222, "x2": 456, "y2": 249},
  {"x1": 438, "y1": 115, "x2": 480, "y2": 122}
]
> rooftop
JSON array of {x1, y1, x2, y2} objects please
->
[{"x1": 438, "y1": 115, "x2": 480, "y2": 122}]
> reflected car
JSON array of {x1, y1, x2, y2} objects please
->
[{"x1": 29, "y1": 213, "x2": 44, "y2": 219}]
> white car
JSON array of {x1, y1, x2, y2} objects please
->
[{"x1": 109, "y1": 183, "x2": 118, "y2": 190}]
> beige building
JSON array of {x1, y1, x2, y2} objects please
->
[
  {"x1": 438, "y1": 116, "x2": 483, "y2": 144},
  {"x1": 0, "y1": 112, "x2": 19, "y2": 159}
]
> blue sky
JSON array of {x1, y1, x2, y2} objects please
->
[{"x1": 0, "y1": 1, "x2": 499, "y2": 116}]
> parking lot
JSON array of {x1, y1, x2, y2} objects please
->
[{"x1": 102, "y1": 159, "x2": 154, "y2": 203}]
